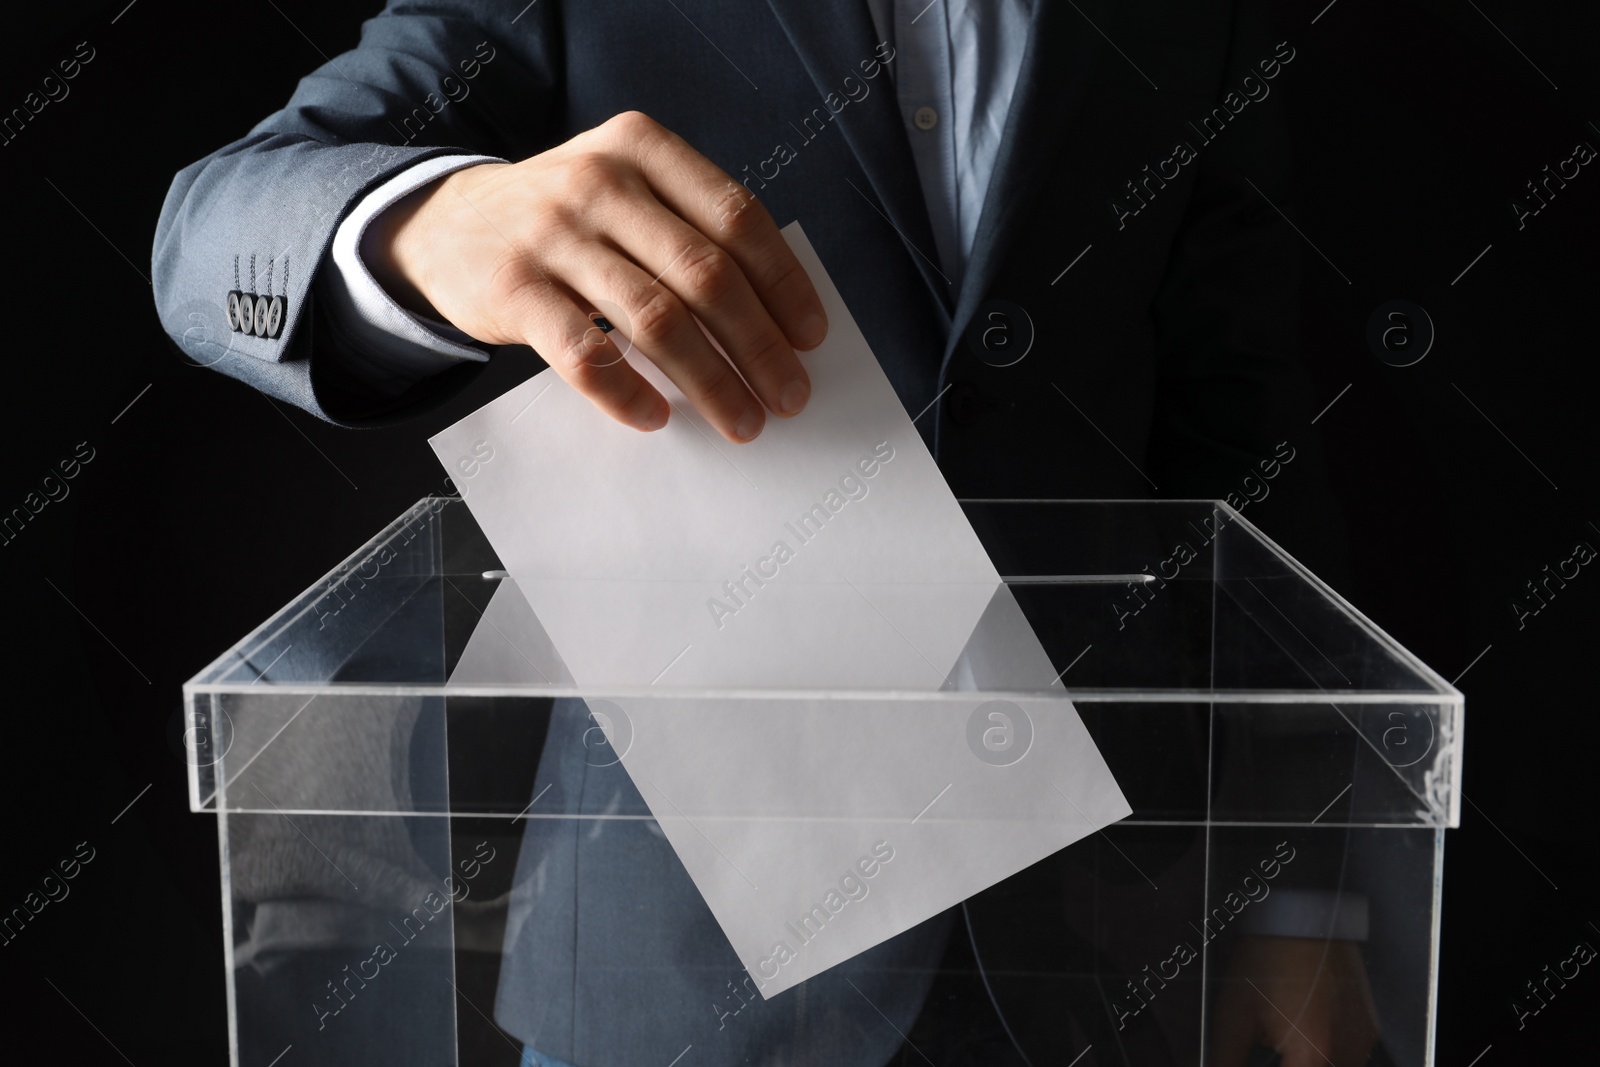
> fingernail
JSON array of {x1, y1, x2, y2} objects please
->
[
  {"x1": 796, "y1": 311, "x2": 828, "y2": 348},
  {"x1": 639, "y1": 403, "x2": 669, "y2": 431},
  {"x1": 778, "y1": 378, "x2": 809, "y2": 415},
  {"x1": 735, "y1": 407, "x2": 763, "y2": 441}
]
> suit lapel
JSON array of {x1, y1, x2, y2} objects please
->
[
  {"x1": 763, "y1": 0, "x2": 954, "y2": 313},
  {"x1": 943, "y1": 0, "x2": 1106, "y2": 367}
]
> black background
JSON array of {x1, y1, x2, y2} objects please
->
[{"x1": 0, "y1": 0, "x2": 1596, "y2": 1061}]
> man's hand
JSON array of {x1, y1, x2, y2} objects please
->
[
  {"x1": 1210, "y1": 936, "x2": 1380, "y2": 1067},
  {"x1": 366, "y1": 111, "x2": 828, "y2": 442}
]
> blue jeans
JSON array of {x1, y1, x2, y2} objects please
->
[{"x1": 521, "y1": 1048, "x2": 577, "y2": 1067}]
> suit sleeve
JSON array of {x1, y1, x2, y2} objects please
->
[{"x1": 150, "y1": 0, "x2": 564, "y2": 425}]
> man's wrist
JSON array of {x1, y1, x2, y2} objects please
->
[
  {"x1": 367, "y1": 161, "x2": 511, "y2": 324},
  {"x1": 317, "y1": 153, "x2": 502, "y2": 394},
  {"x1": 364, "y1": 175, "x2": 448, "y2": 320}
]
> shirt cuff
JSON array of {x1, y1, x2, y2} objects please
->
[
  {"x1": 1239, "y1": 889, "x2": 1369, "y2": 942},
  {"x1": 319, "y1": 154, "x2": 505, "y2": 395}
]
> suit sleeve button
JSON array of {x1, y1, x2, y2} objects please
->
[{"x1": 265, "y1": 295, "x2": 286, "y2": 339}]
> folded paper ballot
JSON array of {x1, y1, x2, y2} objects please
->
[{"x1": 430, "y1": 222, "x2": 1129, "y2": 998}]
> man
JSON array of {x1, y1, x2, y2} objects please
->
[{"x1": 154, "y1": 1, "x2": 1384, "y2": 1064}]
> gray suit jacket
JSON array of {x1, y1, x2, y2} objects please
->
[{"x1": 154, "y1": 1, "x2": 1317, "y2": 1062}]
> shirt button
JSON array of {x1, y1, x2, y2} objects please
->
[{"x1": 913, "y1": 106, "x2": 939, "y2": 131}]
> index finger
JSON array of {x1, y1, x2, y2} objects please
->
[{"x1": 613, "y1": 112, "x2": 830, "y2": 352}]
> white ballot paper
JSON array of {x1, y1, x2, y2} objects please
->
[{"x1": 431, "y1": 222, "x2": 1130, "y2": 998}]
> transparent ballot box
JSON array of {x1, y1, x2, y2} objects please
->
[{"x1": 184, "y1": 498, "x2": 1462, "y2": 1067}]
